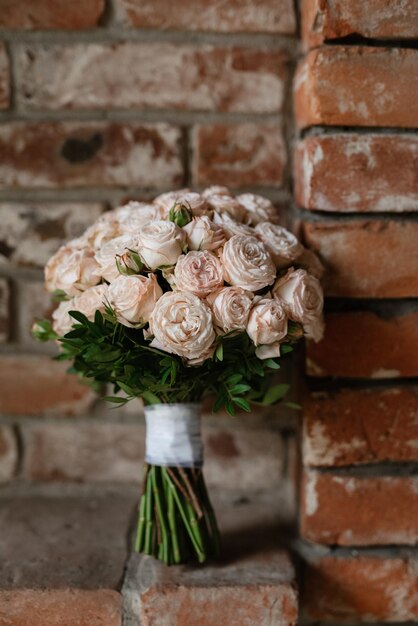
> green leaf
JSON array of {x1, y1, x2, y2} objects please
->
[
  {"x1": 231, "y1": 384, "x2": 251, "y2": 395},
  {"x1": 232, "y1": 397, "x2": 251, "y2": 412},
  {"x1": 262, "y1": 383, "x2": 290, "y2": 405},
  {"x1": 280, "y1": 344, "x2": 293, "y2": 354},
  {"x1": 285, "y1": 401, "x2": 302, "y2": 410},
  {"x1": 116, "y1": 381, "x2": 135, "y2": 396},
  {"x1": 215, "y1": 342, "x2": 223, "y2": 362},
  {"x1": 69, "y1": 310, "x2": 89, "y2": 324},
  {"x1": 264, "y1": 358, "x2": 281, "y2": 370},
  {"x1": 103, "y1": 396, "x2": 129, "y2": 405},
  {"x1": 142, "y1": 390, "x2": 161, "y2": 405}
]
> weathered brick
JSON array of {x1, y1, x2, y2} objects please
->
[
  {"x1": 307, "y1": 310, "x2": 418, "y2": 378},
  {"x1": 116, "y1": 0, "x2": 296, "y2": 33},
  {"x1": 0, "y1": 355, "x2": 96, "y2": 417},
  {"x1": 0, "y1": 590, "x2": 122, "y2": 626},
  {"x1": 301, "y1": 219, "x2": 418, "y2": 298},
  {"x1": 0, "y1": 43, "x2": 10, "y2": 109},
  {"x1": 22, "y1": 421, "x2": 284, "y2": 489},
  {"x1": 301, "y1": 470, "x2": 418, "y2": 545},
  {"x1": 193, "y1": 123, "x2": 286, "y2": 187},
  {"x1": 303, "y1": 555, "x2": 418, "y2": 622},
  {"x1": 294, "y1": 134, "x2": 418, "y2": 213},
  {"x1": 16, "y1": 43, "x2": 288, "y2": 113},
  {"x1": 303, "y1": 387, "x2": 418, "y2": 467},
  {"x1": 0, "y1": 202, "x2": 104, "y2": 267},
  {"x1": 0, "y1": 490, "x2": 136, "y2": 588},
  {"x1": 0, "y1": 0, "x2": 104, "y2": 29},
  {"x1": 16, "y1": 280, "x2": 55, "y2": 347},
  {"x1": 0, "y1": 122, "x2": 183, "y2": 189},
  {"x1": 302, "y1": 0, "x2": 418, "y2": 48},
  {"x1": 0, "y1": 278, "x2": 10, "y2": 342},
  {"x1": 123, "y1": 491, "x2": 298, "y2": 626},
  {"x1": 23, "y1": 423, "x2": 144, "y2": 483},
  {"x1": 0, "y1": 425, "x2": 17, "y2": 482},
  {"x1": 295, "y1": 47, "x2": 418, "y2": 128}
]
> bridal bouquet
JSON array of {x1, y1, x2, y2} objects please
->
[{"x1": 34, "y1": 186, "x2": 324, "y2": 565}]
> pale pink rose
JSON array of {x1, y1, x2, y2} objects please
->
[
  {"x1": 108, "y1": 273, "x2": 162, "y2": 327},
  {"x1": 174, "y1": 251, "x2": 224, "y2": 297},
  {"x1": 45, "y1": 244, "x2": 100, "y2": 296},
  {"x1": 72, "y1": 284, "x2": 110, "y2": 321},
  {"x1": 183, "y1": 216, "x2": 226, "y2": 251},
  {"x1": 236, "y1": 193, "x2": 279, "y2": 225},
  {"x1": 273, "y1": 268, "x2": 324, "y2": 342},
  {"x1": 149, "y1": 291, "x2": 216, "y2": 365},
  {"x1": 138, "y1": 220, "x2": 185, "y2": 269},
  {"x1": 222, "y1": 235, "x2": 276, "y2": 292},
  {"x1": 206, "y1": 194, "x2": 247, "y2": 222},
  {"x1": 94, "y1": 235, "x2": 137, "y2": 282},
  {"x1": 51, "y1": 299, "x2": 75, "y2": 337},
  {"x1": 80, "y1": 214, "x2": 122, "y2": 250},
  {"x1": 254, "y1": 222, "x2": 303, "y2": 268},
  {"x1": 207, "y1": 286, "x2": 254, "y2": 332},
  {"x1": 115, "y1": 201, "x2": 165, "y2": 234},
  {"x1": 153, "y1": 190, "x2": 208, "y2": 217},
  {"x1": 295, "y1": 247, "x2": 324, "y2": 279},
  {"x1": 202, "y1": 185, "x2": 233, "y2": 199},
  {"x1": 247, "y1": 298, "x2": 288, "y2": 359},
  {"x1": 212, "y1": 212, "x2": 254, "y2": 238}
]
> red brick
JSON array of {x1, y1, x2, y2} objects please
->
[
  {"x1": 302, "y1": 0, "x2": 418, "y2": 49},
  {"x1": 0, "y1": 590, "x2": 121, "y2": 626},
  {"x1": 301, "y1": 470, "x2": 418, "y2": 545},
  {"x1": 307, "y1": 310, "x2": 418, "y2": 378},
  {"x1": 0, "y1": 202, "x2": 104, "y2": 267},
  {"x1": 0, "y1": 122, "x2": 183, "y2": 189},
  {"x1": 0, "y1": 355, "x2": 96, "y2": 417},
  {"x1": 0, "y1": 0, "x2": 104, "y2": 29},
  {"x1": 193, "y1": 123, "x2": 286, "y2": 188},
  {"x1": 0, "y1": 43, "x2": 10, "y2": 109},
  {"x1": 0, "y1": 425, "x2": 17, "y2": 482},
  {"x1": 303, "y1": 555, "x2": 418, "y2": 622},
  {"x1": 0, "y1": 278, "x2": 10, "y2": 342},
  {"x1": 116, "y1": 0, "x2": 296, "y2": 33},
  {"x1": 303, "y1": 387, "x2": 418, "y2": 467},
  {"x1": 16, "y1": 43, "x2": 288, "y2": 113},
  {"x1": 295, "y1": 134, "x2": 418, "y2": 213},
  {"x1": 301, "y1": 219, "x2": 418, "y2": 298},
  {"x1": 294, "y1": 46, "x2": 418, "y2": 128}
]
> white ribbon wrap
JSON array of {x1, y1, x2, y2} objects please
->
[{"x1": 144, "y1": 403, "x2": 203, "y2": 467}]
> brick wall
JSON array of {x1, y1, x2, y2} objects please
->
[
  {"x1": 296, "y1": 1, "x2": 418, "y2": 622},
  {"x1": 0, "y1": 1, "x2": 298, "y2": 500}
]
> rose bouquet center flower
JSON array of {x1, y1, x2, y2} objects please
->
[{"x1": 33, "y1": 188, "x2": 324, "y2": 566}]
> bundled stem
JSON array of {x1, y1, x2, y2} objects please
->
[{"x1": 135, "y1": 464, "x2": 220, "y2": 565}]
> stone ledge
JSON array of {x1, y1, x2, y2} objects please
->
[{"x1": 123, "y1": 490, "x2": 298, "y2": 626}]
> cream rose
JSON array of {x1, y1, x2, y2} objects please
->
[
  {"x1": 80, "y1": 214, "x2": 122, "y2": 250},
  {"x1": 273, "y1": 268, "x2": 324, "y2": 342},
  {"x1": 295, "y1": 247, "x2": 324, "y2": 279},
  {"x1": 183, "y1": 216, "x2": 226, "y2": 251},
  {"x1": 149, "y1": 291, "x2": 216, "y2": 364},
  {"x1": 174, "y1": 251, "x2": 224, "y2": 297},
  {"x1": 137, "y1": 220, "x2": 185, "y2": 270},
  {"x1": 94, "y1": 235, "x2": 137, "y2": 282},
  {"x1": 51, "y1": 299, "x2": 75, "y2": 337},
  {"x1": 207, "y1": 194, "x2": 247, "y2": 222},
  {"x1": 73, "y1": 284, "x2": 109, "y2": 320},
  {"x1": 255, "y1": 222, "x2": 303, "y2": 268},
  {"x1": 212, "y1": 212, "x2": 254, "y2": 238},
  {"x1": 247, "y1": 298, "x2": 288, "y2": 359},
  {"x1": 45, "y1": 244, "x2": 100, "y2": 296},
  {"x1": 207, "y1": 286, "x2": 254, "y2": 332},
  {"x1": 222, "y1": 235, "x2": 276, "y2": 292},
  {"x1": 115, "y1": 201, "x2": 164, "y2": 234},
  {"x1": 236, "y1": 193, "x2": 279, "y2": 225},
  {"x1": 154, "y1": 190, "x2": 208, "y2": 217},
  {"x1": 202, "y1": 185, "x2": 233, "y2": 199},
  {"x1": 108, "y1": 273, "x2": 162, "y2": 326}
]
